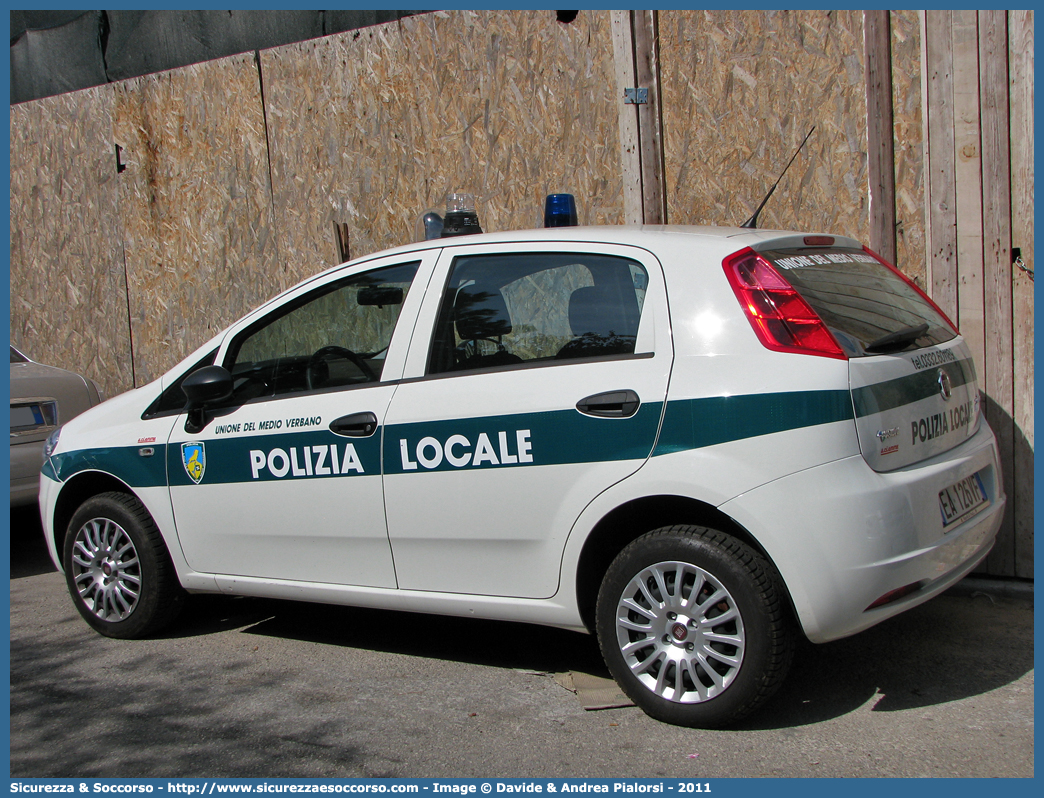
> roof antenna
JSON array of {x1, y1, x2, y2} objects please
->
[{"x1": 740, "y1": 126, "x2": 816, "y2": 229}]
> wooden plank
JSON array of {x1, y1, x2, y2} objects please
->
[
  {"x1": 1008, "y1": 9, "x2": 1034, "y2": 578},
  {"x1": 952, "y1": 13, "x2": 1011, "y2": 578},
  {"x1": 951, "y1": 11, "x2": 986, "y2": 380},
  {"x1": 632, "y1": 10, "x2": 666, "y2": 224},
  {"x1": 918, "y1": 10, "x2": 932, "y2": 282},
  {"x1": 978, "y1": 10, "x2": 1016, "y2": 576},
  {"x1": 889, "y1": 9, "x2": 928, "y2": 287},
  {"x1": 863, "y1": 10, "x2": 896, "y2": 265},
  {"x1": 923, "y1": 11, "x2": 959, "y2": 324},
  {"x1": 611, "y1": 11, "x2": 643, "y2": 224}
]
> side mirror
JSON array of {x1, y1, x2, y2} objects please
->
[{"x1": 182, "y1": 365, "x2": 233, "y2": 433}]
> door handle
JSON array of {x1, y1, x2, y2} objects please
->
[
  {"x1": 576, "y1": 390, "x2": 641, "y2": 418},
  {"x1": 329, "y1": 412, "x2": 378, "y2": 437}
]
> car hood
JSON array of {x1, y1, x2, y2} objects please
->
[{"x1": 58, "y1": 379, "x2": 146, "y2": 429}]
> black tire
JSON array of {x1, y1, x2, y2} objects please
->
[
  {"x1": 63, "y1": 492, "x2": 186, "y2": 639},
  {"x1": 596, "y1": 525, "x2": 793, "y2": 728}
]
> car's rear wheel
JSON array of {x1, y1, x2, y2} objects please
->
[
  {"x1": 596, "y1": 525, "x2": 793, "y2": 727},
  {"x1": 63, "y1": 492, "x2": 185, "y2": 639}
]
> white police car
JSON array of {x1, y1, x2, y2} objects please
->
[{"x1": 40, "y1": 226, "x2": 1004, "y2": 727}]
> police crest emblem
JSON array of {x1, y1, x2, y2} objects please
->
[{"x1": 182, "y1": 442, "x2": 206, "y2": 484}]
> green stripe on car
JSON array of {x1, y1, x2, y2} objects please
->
[
  {"x1": 383, "y1": 403, "x2": 664, "y2": 475},
  {"x1": 167, "y1": 430, "x2": 385, "y2": 486},
  {"x1": 49, "y1": 446, "x2": 169, "y2": 488},
  {"x1": 851, "y1": 358, "x2": 976, "y2": 418},
  {"x1": 653, "y1": 390, "x2": 854, "y2": 456},
  {"x1": 45, "y1": 388, "x2": 868, "y2": 489}
]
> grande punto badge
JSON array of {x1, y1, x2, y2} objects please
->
[{"x1": 182, "y1": 442, "x2": 206, "y2": 484}]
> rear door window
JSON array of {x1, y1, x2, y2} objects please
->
[
  {"x1": 427, "y1": 252, "x2": 648, "y2": 374},
  {"x1": 759, "y1": 247, "x2": 956, "y2": 357}
]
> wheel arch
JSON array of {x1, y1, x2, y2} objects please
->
[
  {"x1": 573, "y1": 494, "x2": 796, "y2": 635},
  {"x1": 52, "y1": 470, "x2": 139, "y2": 557}
]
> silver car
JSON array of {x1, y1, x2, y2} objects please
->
[{"x1": 9, "y1": 346, "x2": 103, "y2": 506}]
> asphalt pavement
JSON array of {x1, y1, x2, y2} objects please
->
[{"x1": 9, "y1": 504, "x2": 1034, "y2": 778}]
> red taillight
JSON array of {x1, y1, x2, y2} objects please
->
[
  {"x1": 862, "y1": 245, "x2": 959, "y2": 334},
  {"x1": 723, "y1": 248, "x2": 847, "y2": 359}
]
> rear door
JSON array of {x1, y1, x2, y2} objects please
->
[{"x1": 381, "y1": 241, "x2": 672, "y2": 599}]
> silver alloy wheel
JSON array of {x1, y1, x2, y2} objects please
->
[
  {"x1": 614, "y1": 560, "x2": 745, "y2": 703},
  {"x1": 70, "y1": 516, "x2": 142, "y2": 621}
]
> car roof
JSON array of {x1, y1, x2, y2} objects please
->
[{"x1": 337, "y1": 224, "x2": 863, "y2": 270}]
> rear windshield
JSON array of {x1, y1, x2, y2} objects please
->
[{"x1": 759, "y1": 247, "x2": 956, "y2": 357}]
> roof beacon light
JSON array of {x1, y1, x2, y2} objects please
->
[
  {"x1": 420, "y1": 211, "x2": 443, "y2": 240},
  {"x1": 544, "y1": 193, "x2": 578, "y2": 227},
  {"x1": 440, "y1": 193, "x2": 483, "y2": 237}
]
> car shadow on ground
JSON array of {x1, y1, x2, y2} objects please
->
[
  {"x1": 13, "y1": 505, "x2": 1032, "y2": 731},
  {"x1": 169, "y1": 582, "x2": 1032, "y2": 730},
  {"x1": 182, "y1": 593, "x2": 612, "y2": 676},
  {"x1": 9, "y1": 504, "x2": 57, "y2": 579},
  {"x1": 735, "y1": 588, "x2": 1033, "y2": 729}
]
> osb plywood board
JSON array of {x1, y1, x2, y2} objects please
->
[
  {"x1": 260, "y1": 9, "x2": 624, "y2": 266},
  {"x1": 113, "y1": 53, "x2": 279, "y2": 385},
  {"x1": 660, "y1": 10, "x2": 869, "y2": 241},
  {"x1": 890, "y1": 10, "x2": 927, "y2": 288},
  {"x1": 9, "y1": 86, "x2": 134, "y2": 398}
]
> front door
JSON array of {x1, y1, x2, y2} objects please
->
[{"x1": 168, "y1": 255, "x2": 432, "y2": 587}]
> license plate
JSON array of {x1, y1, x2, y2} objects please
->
[
  {"x1": 939, "y1": 472, "x2": 989, "y2": 528},
  {"x1": 10, "y1": 404, "x2": 43, "y2": 430}
]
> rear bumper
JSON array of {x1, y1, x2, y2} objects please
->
[{"x1": 719, "y1": 421, "x2": 1005, "y2": 643}]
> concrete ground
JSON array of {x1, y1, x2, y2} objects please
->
[{"x1": 9, "y1": 505, "x2": 1034, "y2": 779}]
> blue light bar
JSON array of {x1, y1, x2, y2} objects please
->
[{"x1": 544, "y1": 193, "x2": 578, "y2": 227}]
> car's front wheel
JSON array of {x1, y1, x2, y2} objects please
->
[
  {"x1": 596, "y1": 525, "x2": 793, "y2": 727},
  {"x1": 63, "y1": 492, "x2": 186, "y2": 639}
]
